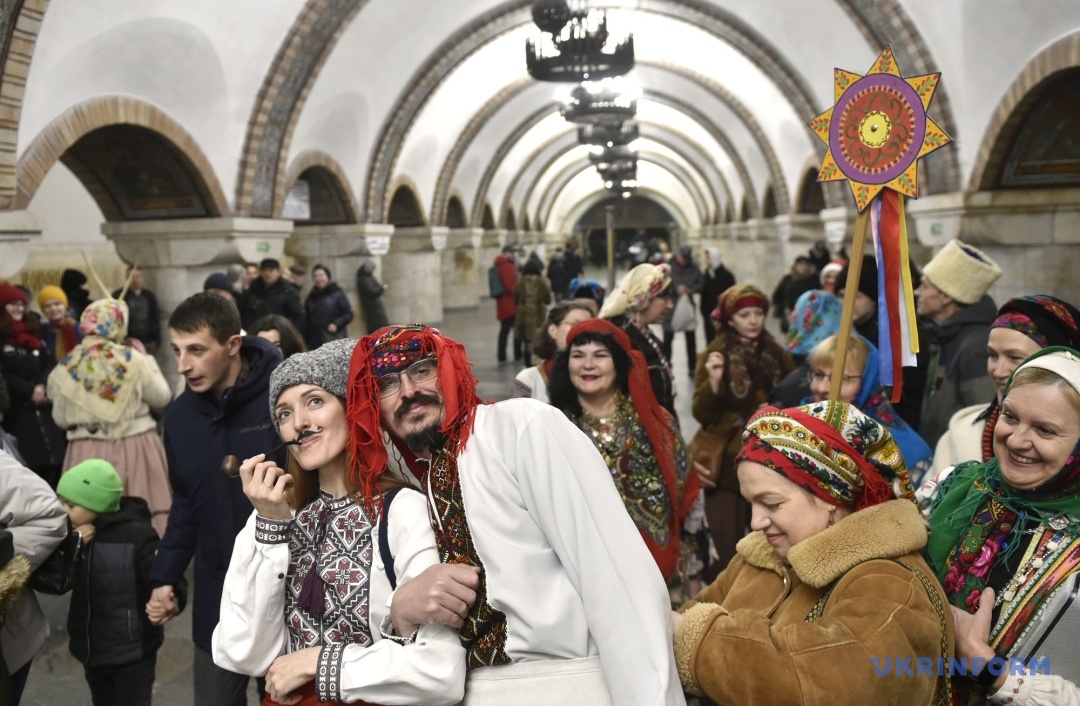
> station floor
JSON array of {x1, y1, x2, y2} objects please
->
[{"x1": 23, "y1": 294, "x2": 703, "y2": 706}]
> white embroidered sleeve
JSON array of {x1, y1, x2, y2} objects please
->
[
  {"x1": 211, "y1": 510, "x2": 291, "y2": 675},
  {"x1": 990, "y1": 670, "x2": 1080, "y2": 705}
]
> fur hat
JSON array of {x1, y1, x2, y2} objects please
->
[
  {"x1": 57, "y1": 459, "x2": 123, "y2": 514},
  {"x1": 921, "y1": 240, "x2": 1002, "y2": 305},
  {"x1": 37, "y1": 285, "x2": 68, "y2": 310},
  {"x1": 269, "y1": 338, "x2": 357, "y2": 434}
]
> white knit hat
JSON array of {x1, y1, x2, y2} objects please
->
[{"x1": 921, "y1": 240, "x2": 1002, "y2": 305}]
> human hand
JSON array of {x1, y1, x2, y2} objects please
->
[
  {"x1": 239, "y1": 453, "x2": 293, "y2": 521},
  {"x1": 326, "y1": 323, "x2": 337, "y2": 333},
  {"x1": 31, "y1": 384, "x2": 47, "y2": 405},
  {"x1": 74, "y1": 522, "x2": 95, "y2": 544},
  {"x1": 677, "y1": 285, "x2": 688, "y2": 296},
  {"x1": 704, "y1": 352, "x2": 725, "y2": 394},
  {"x1": 950, "y1": 588, "x2": 1000, "y2": 683},
  {"x1": 146, "y1": 585, "x2": 179, "y2": 625},
  {"x1": 265, "y1": 647, "x2": 320, "y2": 705},
  {"x1": 692, "y1": 461, "x2": 716, "y2": 489},
  {"x1": 126, "y1": 337, "x2": 147, "y2": 354},
  {"x1": 390, "y1": 563, "x2": 481, "y2": 636}
]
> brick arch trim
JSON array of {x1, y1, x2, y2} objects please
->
[
  {"x1": 15, "y1": 95, "x2": 230, "y2": 214},
  {"x1": 281, "y1": 148, "x2": 360, "y2": 223},
  {"x1": 968, "y1": 31, "x2": 1080, "y2": 191},
  {"x1": 385, "y1": 175, "x2": 427, "y2": 226},
  {"x1": 0, "y1": 0, "x2": 49, "y2": 209}
]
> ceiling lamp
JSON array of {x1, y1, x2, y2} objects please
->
[
  {"x1": 590, "y1": 145, "x2": 636, "y2": 172},
  {"x1": 560, "y1": 78, "x2": 639, "y2": 124},
  {"x1": 578, "y1": 120, "x2": 639, "y2": 147},
  {"x1": 526, "y1": 1, "x2": 634, "y2": 83}
]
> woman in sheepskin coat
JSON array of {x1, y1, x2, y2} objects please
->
[{"x1": 673, "y1": 401, "x2": 953, "y2": 705}]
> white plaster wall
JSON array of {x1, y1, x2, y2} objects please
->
[
  {"x1": 486, "y1": 113, "x2": 567, "y2": 216},
  {"x1": 21, "y1": 0, "x2": 306, "y2": 203},
  {"x1": 903, "y1": 0, "x2": 1080, "y2": 184},
  {"x1": 525, "y1": 145, "x2": 594, "y2": 219}
]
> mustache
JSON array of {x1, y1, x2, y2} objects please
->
[
  {"x1": 294, "y1": 428, "x2": 324, "y2": 442},
  {"x1": 395, "y1": 393, "x2": 441, "y2": 421}
]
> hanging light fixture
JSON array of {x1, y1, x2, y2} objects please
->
[
  {"x1": 526, "y1": 0, "x2": 634, "y2": 83},
  {"x1": 578, "y1": 120, "x2": 639, "y2": 147},
  {"x1": 560, "y1": 77, "x2": 639, "y2": 124}
]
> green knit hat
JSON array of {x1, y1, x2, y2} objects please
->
[{"x1": 57, "y1": 459, "x2": 122, "y2": 514}]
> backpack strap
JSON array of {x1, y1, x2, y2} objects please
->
[{"x1": 378, "y1": 487, "x2": 406, "y2": 590}]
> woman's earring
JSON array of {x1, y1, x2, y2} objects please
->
[{"x1": 827, "y1": 509, "x2": 836, "y2": 527}]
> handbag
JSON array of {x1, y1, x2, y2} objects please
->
[
  {"x1": 30, "y1": 518, "x2": 82, "y2": 595},
  {"x1": 689, "y1": 412, "x2": 746, "y2": 491},
  {"x1": 689, "y1": 428, "x2": 726, "y2": 486},
  {"x1": 670, "y1": 294, "x2": 696, "y2": 332}
]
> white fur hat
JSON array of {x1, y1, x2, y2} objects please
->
[{"x1": 921, "y1": 240, "x2": 1002, "y2": 305}]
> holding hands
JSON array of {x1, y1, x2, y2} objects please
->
[
  {"x1": 239, "y1": 453, "x2": 293, "y2": 521},
  {"x1": 146, "y1": 585, "x2": 179, "y2": 625}
]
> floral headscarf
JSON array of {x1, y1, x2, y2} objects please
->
[
  {"x1": 712, "y1": 284, "x2": 768, "y2": 332},
  {"x1": 598, "y1": 263, "x2": 671, "y2": 319},
  {"x1": 736, "y1": 401, "x2": 915, "y2": 511},
  {"x1": 785, "y1": 289, "x2": 842, "y2": 357},
  {"x1": 54, "y1": 299, "x2": 140, "y2": 424}
]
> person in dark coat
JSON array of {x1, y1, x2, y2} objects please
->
[
  {"x1": 564, "y1": 243, "x2": 584, "y2": 282},
  {"x1": 59, "y1": 459, "x2": 186, "y2": 706},
  {"x1": 354, "y1": 259, "x2": 389, "y2": 334},
  {"x1": 700, "y1": 247, "x2": 735, "y2": 344},
  {"x1": 0, "y1": 283, "x2": 66, "y2": 487},
  {"x1": 147, "y1": 292, "x2": 283, "y2": 705},
  {"x1": 662, "y1": 245, "x2": 705, "y2": 377},
  {"x1": 302, "y1": 263, "x2": 353, "y2": 350},
  {"x1": 61, "y1": 269, "x2": 92, "y2": 321},
  {"x1": 547, "y1": 248, "x2": 571, "y2": 301},
  {"x1": 237, "y1": 258, "x2": 304, "y2": 333},
  {"x1": 494, "y1": 246, "x2": 521, "y2": 362},
  {"x1": 112, "y1": 266, "x2": 161, "y2": 353}
]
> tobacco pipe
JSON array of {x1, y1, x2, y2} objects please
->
[{"x1": 221, "y1": 439, "x2": 301, "y2": 478}]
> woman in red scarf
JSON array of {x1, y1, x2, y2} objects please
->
[
  {"x1": 510, "y1": 301, "x2": 594, "y2": 402},
  {"x1": 548, "y1": 318, "x2": 710, "y2": 597},
  {"x1": 0, "y1": 282, "x2": 67, "y2": 486}
]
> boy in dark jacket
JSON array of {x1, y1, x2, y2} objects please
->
[{"x1": 58, "y1": 459, "x2": 185, "y2": 706}]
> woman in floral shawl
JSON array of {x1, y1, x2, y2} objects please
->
[
  {"x1": 47, "y1": 299, "x2": 173, "y2": 535},
  {"x1": 692, "y1": 283, "x2": 794, "y2": 569},
  {"x1": 923, "y1": 347, "x2": 1080, "y2": 704}
]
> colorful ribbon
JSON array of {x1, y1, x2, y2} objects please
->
[{"x1": 871, "y1": 190, "x2": 919, "y2": 402}]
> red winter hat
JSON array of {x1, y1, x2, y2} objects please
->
[{"x1": 0, "y1": 282, "x2": 28, "y2": 308}]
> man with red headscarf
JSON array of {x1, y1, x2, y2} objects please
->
[{"x1": 347, "y1": 325, "x2": 684, "y2": 705}]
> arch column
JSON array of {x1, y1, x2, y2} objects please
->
[
  {"x1": 287, "y1": 223, "x2": 393, "y2": 337},
  {"x1": 442, "y1": 228, "x2": 482, "y2": 311},
  {"x1": 906, "y1": 189, "x2": 1080, "y2": 306},
  {"x1": 382, "y1": 227, "x2": 448, "y2": 324},
  {"x1": 0, "y1": 211, "x2": 42, "y2": 279},
  {"x1": 102, "y1": 217, "x2": 294, "y2": 386}
]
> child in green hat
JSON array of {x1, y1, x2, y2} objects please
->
[{"x1": 57, "y1": 459, "x2": 186, "y2": 706}]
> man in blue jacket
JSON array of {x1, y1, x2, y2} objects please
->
[{"x1": 147, "y1": 292, "x2": 283, "y2": 706}]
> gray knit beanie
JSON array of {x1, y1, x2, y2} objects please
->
[{"x1": 269, "y1": 338, "x2": 357, "y2": 434}]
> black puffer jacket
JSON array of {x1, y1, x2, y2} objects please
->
[
  {"x1": 0, "y1": 341, "x2": 66, "y2": 475},
  {"x1": 68, "y1": 497, "x2": 187, "y2": 667},
  {"x1": 239, "y1": 277, "x2": 304, "y2": 332},
  {"x1": 303, "y1": 282, "x2": 353, "y2": 350}
]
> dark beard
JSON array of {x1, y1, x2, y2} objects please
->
[{"x1": 404, "y1": 421, "x2": 446, "y2": 455}]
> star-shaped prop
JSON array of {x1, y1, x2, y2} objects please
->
[{"x1": 809, "y1": 46, "x2": 951, "y2": 211}]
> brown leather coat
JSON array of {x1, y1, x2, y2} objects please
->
[{"x1": 675, "y1": 500, "x2": 954, "y2": 705}]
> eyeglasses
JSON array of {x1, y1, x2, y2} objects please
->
[
  {"x1": 377, "y1": 357, "x2": 438, "y2": 398},
  {"x1": 807, "y1": 369, "x2": 861, "y2": 385},
  {"x1": 4, "y1": 300, "x2": 26, "y2": 308}
]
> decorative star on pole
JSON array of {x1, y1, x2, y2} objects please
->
[{"x1": 809, "y1": 46, "x2": 951, "y2": 212}]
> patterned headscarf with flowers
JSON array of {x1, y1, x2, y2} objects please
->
[
  {"x1": 785, "y1": 289, "x2": 842, "y2": 357},
  {"x1": 598, "y1": 263, "x2": 671, "y2": 319},
  {"x1": 53, "y1": 298, "x2": 142, "y2": 424},
  {"x1": 927, "y1": 348, "x2": 1080, "y2": 636},
  {"x1": 736, "y1": 401, "x2": 915, "y2": 512}
]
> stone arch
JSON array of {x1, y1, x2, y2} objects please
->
[
  {"x1": 739, "y1": 195, "x2": 751, "y2": 221},
  {"x1": 445, "y1": 193, "x2": 467, "y2": 228},
  {"x1": 0, "y1": 0, "x2": 50, "y2": 208},
  {"x1": 234, "y1": 0, "x2": 369, "y2": 218},
  {"x1": 762, "y1": 183, "x2": 778, "y2": 218},
  {"x1": 481, "y1": 202, "x2": 496, "y2": 230},
  {"x1": 281, "y1": 149, "x2": 359, "y2": 223},
  {"x1": 724, "y1": 203, "x2": 733, "y2": 223},
  {"x1": 969, "y1": 31, "x2": 1080, "y2": 191},
  {"x1": 386, "y1": 179, "x2": 426, "y2": 226},
  {"x1": 364, "y1": 0, "x2": 834, "y2": 223},
  {"x1": 557, "y1": 186, "x2": 690, "y2": 235},
  {"x1": 505, "y1": 207, "x2": 517, "y2": 230},
  {"x1": 16, "y1": 95, "x2": 230, "y2": 218},
  {"x1": 796, "y1": 168, "x2": 826, "y2": 214},
  {"x1": 521, "y1": 213, "x2": 531, "y2": 231}
]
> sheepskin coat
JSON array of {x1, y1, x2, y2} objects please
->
[{"x1": 674, "y1": 499, "x2": 953, "y2": 705}]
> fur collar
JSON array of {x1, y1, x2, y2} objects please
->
[{"x1": 736, "y1": 500, "x2": 928, "y2": 588}]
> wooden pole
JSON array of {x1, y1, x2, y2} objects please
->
[{"x1": 830, "y1": 208, "x2": 871, "y2": 401}]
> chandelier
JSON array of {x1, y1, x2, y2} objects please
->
[
  {"x1": 578, "y1": 120, "x2": 639, "y2": 147},
  {"x1": 560, "y1": 78, "x2": 639, "y2": 124},
  {"x1": 526, "y1": 0, "x2": 634, "y2": 83}
]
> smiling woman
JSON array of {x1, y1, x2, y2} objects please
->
[
  {"x1": 211, "y1": 338, "x2": 465, "y2": 706},
  {"x1": 922, "y1": 347, "x2": 1080, "y2": 703}
]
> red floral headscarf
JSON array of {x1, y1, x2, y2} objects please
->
[{"x1": 712, "y1": 283, "x2": 769, "y2": 331}]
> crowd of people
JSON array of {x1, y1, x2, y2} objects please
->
[{"x1": 0, "y1": 236, "x2": 1078, "y2": 706}]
